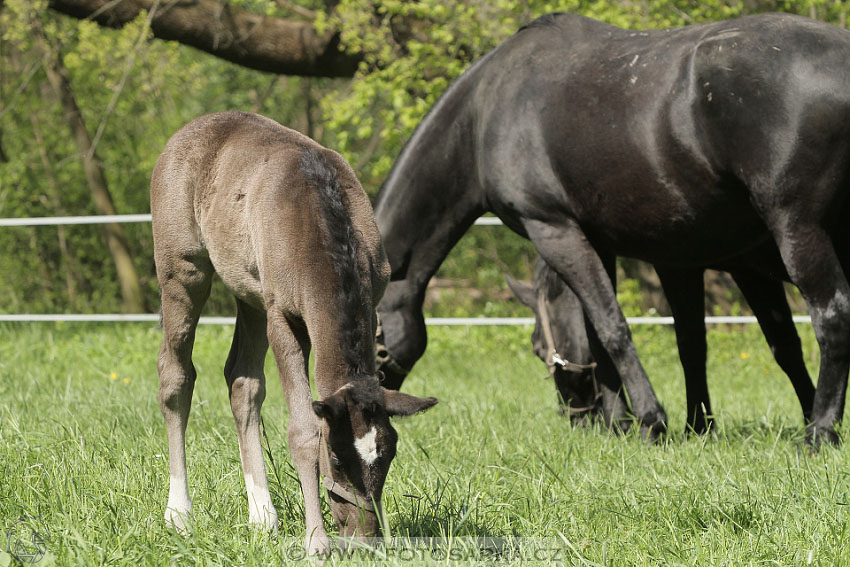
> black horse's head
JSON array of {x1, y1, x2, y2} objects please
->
[{"x1": 506, "y1": 259, "x2": 602, "y2": 423}]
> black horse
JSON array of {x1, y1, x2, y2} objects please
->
[
  {"x1": 375, "y1": 13, "x2": 850, "y2": 444},
  {"x1": 506, "y1": 255, "x2": 815, "y2": 434}
]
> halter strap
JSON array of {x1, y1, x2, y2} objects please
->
[
  {"x1": 537, "y1": 291, "x2": 597, "y2": 374},
  {"x1": 536, "y1": 290, "x2": 602, "y2": 414},
  {"x1": 317, "y1": 428, "x2": 376, "y2": 512}
]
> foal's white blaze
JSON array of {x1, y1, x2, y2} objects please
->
[{"x1": 354, "y1": 426, "x2": 379, "y2": 465}]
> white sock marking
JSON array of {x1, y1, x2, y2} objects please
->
[
  {"x1": 354, "y1": 426, "x2": 379, "y2": 465},
  {"x1": 165, "y1": 475, "x2": 191, "y2": 532},
  {"x1": 245, "y1": 473, "x2": 278, "y2": 530},
  {"x1": 167, "y1": 475, "x2": 191, "y2": 514}
]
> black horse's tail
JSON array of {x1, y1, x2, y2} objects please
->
[{"x1": 299, "y1": 147, "x2": 367, "y2": 373}]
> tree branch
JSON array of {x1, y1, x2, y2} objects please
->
[
  {"x1": 275, "y1": 0, "x2": 316, "y2": 20},
  {"x1": 47, "y1": 0, "x2": 362, "y2": 77}
]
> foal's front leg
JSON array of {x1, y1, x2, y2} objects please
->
[{"x1": 267, "y1": 311, "x2": 330, "y2": 555}]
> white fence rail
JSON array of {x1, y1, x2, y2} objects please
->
[
  {"x1": 0, "y1": 313, "x2": 815, "y2": 325},
  {"x1": 0, "y1": 214, "x2": 154, "y2": 227},
  {"x1": 0, "y1": 214, "x2": 504, "y2": 227},
  {"x1": 0, "y1": 214, "x2": 811, "y2": 326}
]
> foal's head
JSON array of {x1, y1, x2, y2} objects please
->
[
  {"x1": 312, "y1": 376, "x2": 437, "y2": 539},
  {"x1": 507, "y1": 260, "x2": 602, "y2": 422}
]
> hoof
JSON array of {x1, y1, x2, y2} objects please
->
[
  {"x1": 249, "y1": 510, "x2": 279, "y2": 533},
  {"x1": 639, "y1": 408, "x2": 668, "y2": 442},
  {"x1": 806, "y1": 424, "x2": 841, "y2": 449},
  {"x1": 305, "y1": 532, "x2": 332, "y2": 557},
  {"x1": 165, "y1": 507, "x2": 191, "y2": 535}
]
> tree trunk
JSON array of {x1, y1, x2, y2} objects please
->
[
  {"x1": 30, "y1": 112, "x2": 80, "y2": 308},
  {"x1": 39, "y1": 41, "x2": 146, "y2": 313}
]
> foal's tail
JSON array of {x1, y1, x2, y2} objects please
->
[{"x1": 299, "y1": 147, "x2": 367, "y2": 372}]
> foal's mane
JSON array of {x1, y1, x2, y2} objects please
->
[{"x1": 300, "y1": 147, "x2": 368, "y2": 374}]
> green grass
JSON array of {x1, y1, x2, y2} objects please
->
[{"x1": 1, "y1": 322, "x2": 848, "y2": 565}]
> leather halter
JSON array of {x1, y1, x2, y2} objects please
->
[
  {"x1": 536, "y1": 291, "x2": 602, "y2": 414},
  {"x1": 318, "y1": 428, "x2": 376, "y2": 512}
]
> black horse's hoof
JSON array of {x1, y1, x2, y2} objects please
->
[
  {"x1": 639, "y1": 409, "x2": 668, "y2": 442},
  {"x1": 806, "y1": 424, "x2": 841, "y2": 449}
]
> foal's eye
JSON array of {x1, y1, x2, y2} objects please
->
[{"x1": 331, "y1": 455, "x2": 341, "y2": 468}]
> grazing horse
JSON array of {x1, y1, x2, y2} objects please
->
[
  {"x1": 374, "y1": 12, "x2": 850, "y2": 444},
  {"x1": 506, "y1": 256, "x2": 815, "y2": 433},
  {"x1": 151, "y1": 111, "x2": 437, "y2": 555}
]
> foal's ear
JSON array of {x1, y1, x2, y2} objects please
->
[
  {"x1": 505, "y1": 274, "x2": 536, "y2": 311},
  {"x1": 313, "y1": 396, "x2": 343, "y2": 421},
  {"x1": 383, "y1": 389, "x2": 438, "y2": 417},
  {"x1": 312, "y1": 401, "x2": 333, "y2": 420}
]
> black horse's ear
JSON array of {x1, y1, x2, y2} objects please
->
[
  {"x1": 505, "y1": 274, "x2": 537, "y2": 311},
  {"x1": 383, "y1": 389, "x2": 438, "y2": 417}
]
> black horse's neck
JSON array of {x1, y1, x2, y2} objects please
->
[
  {"x1": 373, "y1": 65, "x2": 488, "y2": 387},
  {"x1": 375, "y1": 64, "x2": 490, "y2": 287}
]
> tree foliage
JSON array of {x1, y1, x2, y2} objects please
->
[
  {"x1": 0, "y1": 0, "x2": 846, "y2": 315},
  {"x1": 320, "y1": 0, "x2": 846, "y2": 186},
  {"x1": 0, "y1": 0, "x2": 330, "y2": 313}
]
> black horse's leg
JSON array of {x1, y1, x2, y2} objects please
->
[
  {"x1": 586, "y1": 321, "x2": 632, "y2": 433},
  {"x1": 584, "y1": 252, "x2": 630, "y2": 432},
  {"x1": 525, "y1": 218, "x2": 667, "y2": 439},
  {"x1": 655, "y1": 266, "x2": 713, "y2": 435},
  {"x1": 767, "y1": 222, "x2": 850, "y2": 445},
  {"x1": 731, "y1": 270, "x2": 815, "y2": 423}
]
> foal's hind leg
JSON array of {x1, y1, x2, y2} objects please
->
[
  {"x1": 732, "y1": 270, "x2": 815, "y2": 423},
  {"x1": 655, "y1": 266, "x2": 713, "y2": 434},
  {"x1": 157, "y1": 255, "x2": 213, "y2": 532},
  {"x1": 225, "y1": 300, "x2": 277, "y2": 530},
  {"x1": 526, "y1": 218, "x2": 667, "y2": 439}
]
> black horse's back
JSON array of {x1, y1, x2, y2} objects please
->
[
  {"x1": 375, "y1": 12, "x2": 850, "y2": 443},
  {"x1": 467, "y1": 12, "x2": 850, "y2": 264}
]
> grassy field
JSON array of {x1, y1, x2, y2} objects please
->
[{"x1": 1, "y1": 321, "x2": 848, "y2": 565}]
